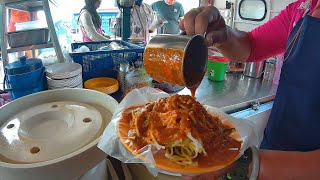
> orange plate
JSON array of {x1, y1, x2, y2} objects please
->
[
  {"x1": 117, "y1": 110, "x2": 241, "y2": 175},
  {"x1": 84, "y1": 77, "x2": 119, "y2": 94}
]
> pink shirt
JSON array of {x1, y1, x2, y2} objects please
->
[{"x1": 247, "y1": 0, "x2": 317, "y2": 62}]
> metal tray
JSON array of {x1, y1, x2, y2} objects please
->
[{"x1": 7, "y1": 28, "x2": 50, "y2": 48}]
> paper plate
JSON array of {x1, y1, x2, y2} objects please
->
[
  {"x1": 117, "y1": 109, "x2": 241, "y2": 175},
  {"x1": 84, "y1": 78, "x2": 119, "y2": 94}
]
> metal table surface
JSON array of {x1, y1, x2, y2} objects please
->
[{"x1": 178, "y1": 73, "x2": 278, "y2": 113}]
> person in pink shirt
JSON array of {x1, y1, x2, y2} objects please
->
[{"x1": 181, "y1": 0, "x2": 320, "y2": 179}]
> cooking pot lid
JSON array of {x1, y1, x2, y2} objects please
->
[
  {"x1": 0, "y1": 101, "x2": 105, "y2": 164},
  {"x1": 5, "y1": 56, "x2": 43, "y2": 75}
]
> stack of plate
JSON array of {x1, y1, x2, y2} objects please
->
[
  {"x1": 128, "y1": 37, "x2": 144, "y2": 44},
  {"x1": 46, "y1": 63, "x2": 83, "y2": 89},
  {"x1": 84, "y1": 77, "x2": 119, "y2": 94}
]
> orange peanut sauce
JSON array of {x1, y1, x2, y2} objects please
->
[
  {"x1": 117, "y1": 95, "x2": 241, "y2": 171},
  {"x1": 144, "y1": 47, "x2": 204, "y2": 97},
  {"x1": 144, "y1": 47, "x2": 185, "y2": 86}
]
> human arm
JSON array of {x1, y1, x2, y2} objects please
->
[
  {"x1": 250, "y1": 149, "x2": 320, "y2": 179},
  {"x1": 79, "y1": 10, "x2": 109, "y2": 41},
  {"x1": 184, "y1": 148, "x2": 320, "y2": 180},
  {"x1": 180, "y1": 6, "x2": 250, "y2": 62},
  {"x1": 180, "y1": 5, "x2": 292, "y2": 62}
]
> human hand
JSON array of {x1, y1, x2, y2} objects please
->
[
  {"x1": 179, "y1": 6, "x2": 227, "y2": 47},
  {"x1": 250, "y1": 149, "x2": 320, "y2": 180},
  {"x1": 183, "y1": 163, "x2": 235, "y2": 180},
  {"x1": 311, "y1": 0, "x2": 320, "y2": 18}
]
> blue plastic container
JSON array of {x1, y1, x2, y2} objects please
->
[
  {"x1": 69, "y1": 40, "x2": 144, "y2": 82},
  {"x1": 3, "y1": 56, "x2": 47, "y2": 100}
]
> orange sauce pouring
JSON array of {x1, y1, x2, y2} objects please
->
[
  {"x1": 144, "y1": 47, "x2": 185, "y2": 86},
  {"x1": 190, "y1": 87, "x2": 197, "y2": 97}
]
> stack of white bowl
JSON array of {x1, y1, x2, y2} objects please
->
[{"x1": 46, "y1": 63, "x2": 83, "y2": 89}]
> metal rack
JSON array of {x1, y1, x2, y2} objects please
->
[{"x1": 0, "y1": 0, "x2": 64, "y2": 69}]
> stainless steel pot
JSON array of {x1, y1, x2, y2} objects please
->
[
  {"x1": 143, "y1": 34, "x2": 207, "y2": 88},
  {"x1": 243, "y1": 61, "x2": 265, "y2": 78}
]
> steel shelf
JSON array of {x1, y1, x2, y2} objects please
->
[
  {"x1": 3, "y1": 0, "x2": 57, "y2": 12},
  {"x1": 0, "y1": 0, "x2": 65, "y2": 69},
  {"x1": 7, "y1": 42, "x2": 53, "y2": 53}
]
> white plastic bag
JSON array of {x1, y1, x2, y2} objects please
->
[{"x1": 73, "y1": 45, "x2": 90, "y2": 53}]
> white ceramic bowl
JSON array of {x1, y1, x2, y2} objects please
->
[
  {"x1": 0, "y1": 89, "x2": 118, "y2": 180},
  {"x1": 47, "y1": 73, "x2": 83, "y2": 88},
  {"x1": 48, "y1": 82, "x2": 83, "y2": 90},
  {"x1": 46, "y1": 63, "x2": 82, "y2": 79}
]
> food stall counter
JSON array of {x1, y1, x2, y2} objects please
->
[{"x1": 178, "y1": 73, "x2": 278, "y2": 113}]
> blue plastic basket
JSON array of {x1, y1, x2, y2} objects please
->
[{"x1": 70, "y1": 40, "x2": 144, "y2": 82}]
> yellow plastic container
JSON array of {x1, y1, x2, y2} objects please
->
[{"x1": 84, "y1": 77, "x2": 119, "y2": 94}]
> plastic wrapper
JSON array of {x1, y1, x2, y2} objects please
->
[
  {"x1": 125, "y1": 68, "x2": 153, "y2": 94},
  {"x1": 98, "y1": 87, "x2": 259, "y2": 177},
  {"x1": 109, "y1": 42, "x2": 129, "y2": 50},
  {"x1": 73, "y1": 45, "x2": 90, "y2": 53}
]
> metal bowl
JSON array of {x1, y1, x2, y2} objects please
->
[{"x1": 144, "y1": 34, "x2": 207, "y2": 88}]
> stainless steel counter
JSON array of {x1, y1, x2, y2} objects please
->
[{"x1": 178, "y1": 73, "x2": 278, "y2": 113}]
